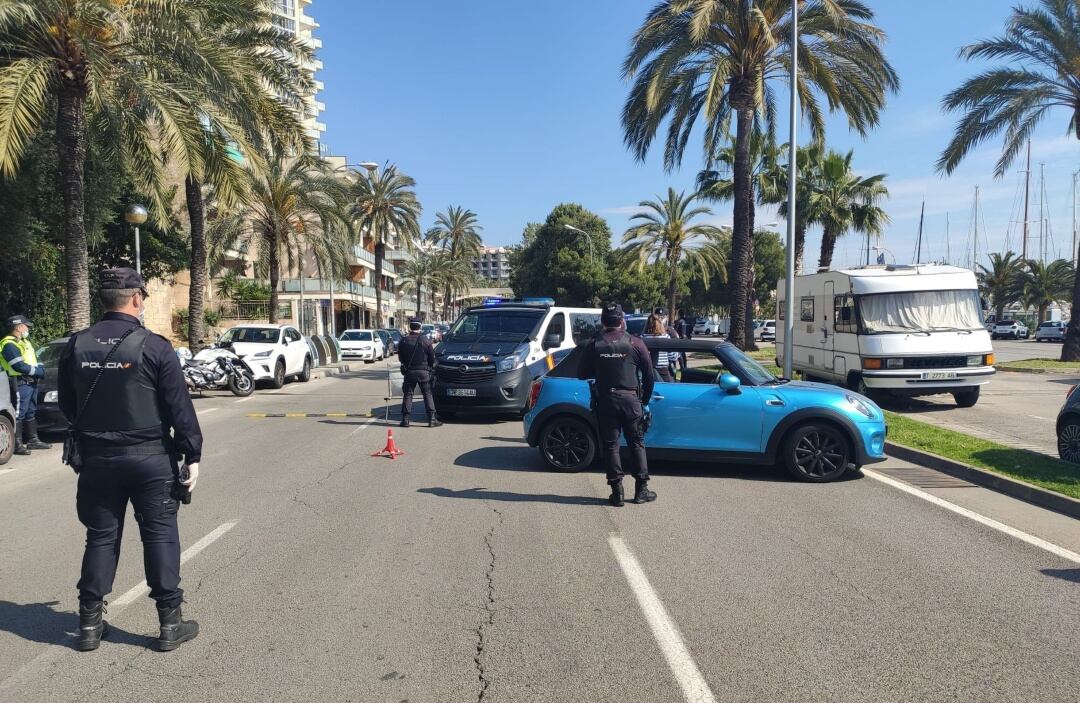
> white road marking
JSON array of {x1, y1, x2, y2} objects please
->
[
  {"x1": 0, "y1": 468, "x2": 15, "y2": 477},
  {"x1": 348, "y1": 418, "x2": 377, "y2": 437},
  {"x1": 197, "y1": 407, "x2": 218, "y2": 416},
  {"x1": 110, "y1": 521, "x2": 239, "y2": 608},
  {"x1": 1028, "y1": 415, "x2": 1052, "y2": 421},
  {"x1": 864, "y1": 469, "x2": 1080, "y2": 565},
  {"x1": 608, "y1": 535, "x2": 717, "y2": 703},
  {"x1": 235, "y1": 397, "x2": 251, "y2": 403}
]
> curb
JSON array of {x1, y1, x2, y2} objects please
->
[
  {"x1": 885, "y1": 441, "x2": 1080, "y2": 521},
  {"x1": 310, "y1": 362, "x2": 352, "y2": 381},
  {"x1": 994, "y1": 366, "x2": 1048, "y2": 374}
]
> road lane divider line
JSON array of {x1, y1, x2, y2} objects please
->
[
  {"x1": 608, "y1": 535, "x2": 718, "y2": 703},
  {"x1": 197, "y1": 407, "x2": 219, "y2": 416},
  {"x1": 864, "y1": 469, "x2": 1080, "y2": 565},
  {"x1": 235, "y1": 397, "x2": 251, "y2": 403},
  {"x1": 110, "y1": 521, "x2": 240, "y2": 609},
  {"x1": 349, "y1": 418, "x2": 378, "y2": 437},
  {"x1": 0, "y1": 468, "x2": 16, "y2": 477},
  {"x1": 245, "y1": 412, "x2": 374, "y2": 419}
]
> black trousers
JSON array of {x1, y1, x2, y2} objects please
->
[
  {"x1": 597, "y1": 390, "x2": 649, "y2": 484},
  {"x1": 76, "y1": 453, "x2": 183, "y2": 607},
  {"x1": 401, "y1": 369, "x2": 435, "y2": 418}
]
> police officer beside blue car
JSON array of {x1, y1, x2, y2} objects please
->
[
  {"x1": 58, "y1": 268, "x2": 202, "y2": 652},
  {"x1": 1, "y1": 314, "x2": 50, "y2": 456}
]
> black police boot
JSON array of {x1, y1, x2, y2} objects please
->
[
  {"x1": 428, "y1": 411, "x2": 442, "y2": 428},
  {"x1": 608, "y1": 480, "x2": 625, "y2": 507},
  {"x1": 26, "y1": 419, "x2": 51, "y2": 450},
  {"x1": 13, "y1": 421, "x2": 30, "y2": 455},
  {"x1": 157, "y1": 603, "x2": 199, "y2": 652},
  {"x1": 633, "y1": 479, "x2": 657, "y2": 504},
  {"x1": 77, "y1": 600, "x2": 109, "y2": 651},
  {"x1": 400, "y1": 415, "x2": 410, "y2": 428}
]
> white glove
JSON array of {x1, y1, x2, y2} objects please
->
[{"x1": 181, "y1": 462, "x2": 199, "y2": 493}]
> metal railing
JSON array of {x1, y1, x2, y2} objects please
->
[{"x1": 217, "y1": 300, "x2": 292, "y2": 321}]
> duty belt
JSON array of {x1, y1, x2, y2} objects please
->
[{"x1": 80, "y1": 438, "x2": 174, "y2": 457}]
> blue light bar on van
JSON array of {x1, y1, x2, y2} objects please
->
[
  {"x1": 522, "y1": 297, "x2": 555, "y2": 305},
  {"x1": 478, "y1": 297, "x2": 554, "y2": 307},
  {"x1": 482, "y1": 297, "x2": 504, "y2": 306}
]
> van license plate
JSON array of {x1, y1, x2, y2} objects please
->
[
  {"x1": 921, "y1": 371, "x2": 957, "y2": 380},
  {"x1": 447, "y1": 388, "x2": 477, "y2": 397}
]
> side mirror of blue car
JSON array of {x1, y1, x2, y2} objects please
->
[{"x1": 719, "y1": 373, "x2": 741, "y2": 394}]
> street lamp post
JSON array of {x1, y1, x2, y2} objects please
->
[
  {"x1": 563, "y1": 224, "x2": 594, "y2": 262},
  {"x1": 782, "y1": 0, "x2": 798, "y2": 380},
  {"x1": 124, "y1": 204, "x2": 149, "y2": 276}
]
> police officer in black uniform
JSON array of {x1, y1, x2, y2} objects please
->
[
  {"x1": 58, "y1": 268, "x2": 202, "y2": 652},
  {"x1": 397, "y1": 318, "x2": 441, "y2": 428},
  {"x1": 578, "y1": 303, "x2": 657, "y2": 507}
]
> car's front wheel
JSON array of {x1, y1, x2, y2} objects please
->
[
  {"x1": 1058, "y1": 418, "x2": 1080, "y2": 463},
  {"x1": 782, "y1": 423, "x2": 851, "y2": 482},
  {"x1": 271, "y1": 359, "x2": 286, "y2": 389},
  {"x1": 953, "y1": 387, "x2": 980, "y2": 407},
  {"x1": 539, "y1": 416, "x2": 596, "y2": 472},
  {"x1": 0, "y1": 414, "x2": 13, "y2": 465}
]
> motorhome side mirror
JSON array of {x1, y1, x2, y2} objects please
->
[
  {"x1": 542, "y1": 334, "x2": 561, "y2": 349},
  {"x1": 719, "y1": 373, "x2": 741, "y2": 394}
]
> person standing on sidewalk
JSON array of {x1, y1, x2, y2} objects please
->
[{"x1": 1, "y1": 314, "x2": 49, "y2": 456}]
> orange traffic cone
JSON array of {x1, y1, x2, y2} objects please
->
[{"x1": 371, "y1": 429, "x2": 405, "y2": 459}]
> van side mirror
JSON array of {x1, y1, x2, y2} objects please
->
[
  {"x1": 542, "y1": 334, "x2": 561, "y2": 349},
  {"x1": 718, "y1": 373, "x2": 741, "y2": 394}
]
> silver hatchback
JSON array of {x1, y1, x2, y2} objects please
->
[{"x1": 1034, "y1": 320, "x2": 1066, "y2": 342}]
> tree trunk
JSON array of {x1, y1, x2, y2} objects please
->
[
  {"x1": 794, "y1": 223, "x2": 807, "y2": 275},
  {"x1": 416, "y1": 276, "x2": 423, "y2": 320},
  {"x1": 667, "y1": 256, "x2": 678, "y2": 328},
  {"x1": 56, "y1": 82, "x2": 90, "y2": 332},
  {"x1": 728, "y1": 107, "x2": 754, "y2": 350},
  {"x1": 818, "y1": 226, "x2": 838, "y2": 271},
  {"x1": 186, "y1": 176, "x2": 207, "y2": 350},
  {"x1": 744, "y1": 206, "x2": 758, "y2": 352},
  {"x1": 1039, "y1": 303, "x2": 1048, "y2": 324},
  {"x1": 374, "y1": 241, "x2": 385, "y2": 328},
  {"x1": 1063, "y1": 257, "x2": 1080, "y2": 359},
  {"x1": 268, "y1": 233, "x2": 280, "y2": 323},
  {"x1": 995, "y1": 302, "x2": 1005, "y2": 321}
]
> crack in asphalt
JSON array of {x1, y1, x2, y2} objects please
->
[{"x1": 474, "y1": 506, "x2": 503, "y2": 703}]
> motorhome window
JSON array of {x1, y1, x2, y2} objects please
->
[
  {"x1": 834, "y1": 295, "x2": 857, "y2": 333},
  {"x1": 570, "y1": 313, "x2": 603, "y2": 344},
  {"x1": 859, "y1": 289, "x2": 983, "y2": 334},
  {"x1": 545, "y1": 313, "x2": 566, "y2": 343},
  {"x1": 800, "y1": 297, "x2": 815, "y2": 322},
  {"x1": 450, "y1": 310, "x2": 544, "y2": 340}
]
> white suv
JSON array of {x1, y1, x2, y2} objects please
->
[
  {"x1": 693, "y1": 317, "x2": 718, "y2": 335},
  {"x1": 217, "y1": 324, "x2": 312, "y2": 389},
  {"x1": 991, "y1": 319, "x2": 1029, "y2": 340},
  {"x1": 1035, "y1": 320, "x2": 1066, "y2": 342}
]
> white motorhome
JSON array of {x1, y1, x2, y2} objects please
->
[{"x1": 776, "y1": 265, "x2": 995, "y2": 407}]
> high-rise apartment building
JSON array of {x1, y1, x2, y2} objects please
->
[
  {"x1": 473, "y1": 247, "x2": 512, "y2": 281},
  {"x1": 269, "y1": 0, "x2": 326, "y2": 146}
]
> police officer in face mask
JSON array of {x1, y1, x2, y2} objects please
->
[
  {"x1": 397, "y1": 318, "x2": 441, "y2": 428},
  {"x1": 57, "y1": 268, "x2": 202, "y2": 652},
  {"x1": 1, "y1": 314, "x2": 49, "y2": 455},
  {"x1": 578, "y1": 303, "x2": 657, "y2": 507}
]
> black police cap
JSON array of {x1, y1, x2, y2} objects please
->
[
  {"x1": 601, "y1": 303, "x2": 624, "y2": 326},
  {"x1": 100, "y1": 267, "x2": 147, "y2": 293},
  {"x1": 6, "y1": 314, "x2": 32, "y2": 329},
  {"x1": 408, "y1": 318, "x2": 422, "y2": 329},
  {"x1": 653, "y1": 306, "x2": 667, "y2": 316}
]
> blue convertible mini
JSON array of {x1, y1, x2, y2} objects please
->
[{"x1": 524, "y1": 338, "x2": 887, "y2": 482}]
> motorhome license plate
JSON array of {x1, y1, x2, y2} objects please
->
[
  {"x1": 447, "y1": 388, "x2": 477, "y2": 397},
  {"x1": 921, "y1": 371, "x2": 956, "y2": 380}
]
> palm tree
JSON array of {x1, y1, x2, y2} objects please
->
[
  {"x1": 349, "y1": 165, "x2": 422, "y2": 328},
  {"x1": 622, "y1": 0, "x2": 898, "y2": 348},
  {"x1": 760, "y1": 142, "x2": 826, "y2": 274},
  {"x1": 214, "y1": 156, "x2": 351, "y2": 324},
  {"x1": 812, "y1": 150, "x2": 890, "y2": 270},
  {"x1": 397, "y1": 249, "x2": 455, "y2": 320},
  {"x1": 977, "y1": 251, "x2": 1024, "y2": 321},
  {"x1": 429, "y1": 206, "x2": 482, "y2": 319},
  {"x1": 1018, "y1": 258, "x2": 1074, "y2": 323},
  {"x1": 622, "y1": 188, "x2": 727, "y2": 318}
]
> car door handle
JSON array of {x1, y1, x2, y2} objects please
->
[
  {"x1": 651, "y1": 394, "x2": 665, "y2": 401},
  {"x1": 766, "y1": 398, "x2": 785, "y2": 407}
]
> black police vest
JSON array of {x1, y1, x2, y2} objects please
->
[
  {"x1": 71, "y1": 328, "x2": 162, "y2": 432},
  {"x1": 593, "y1": 331, "x2": 639, "y2": 391}
]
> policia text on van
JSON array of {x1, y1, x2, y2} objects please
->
[{"x1": 432, "y1": 299, "x2": 601, "y2": 415}]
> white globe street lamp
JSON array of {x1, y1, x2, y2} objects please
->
[{"x1": 124, "y1": 204, "x2": 149, "y2": 276}]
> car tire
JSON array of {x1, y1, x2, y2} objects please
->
[
  {"x1": 271, "y1": 359, "x2": 286, "y2": 389},
  {"x1": 1057, "y1": 418, "x2": 1080, "y2": 463},
  {"x1": 0, "y1": 414, "x2": 13, "y2": 465},
  {"x1": 781, "y1": 422, "x2": 851, "y2": 482},
  {"x1": 298, "y1": 356, "x2": 312, "y2": 383},
  {"x1": 953, "y1": 387, "x2": 980, "y2": 408},
  {"x1": 538, "y1": 416, "x2": 596, "y2": 472}
]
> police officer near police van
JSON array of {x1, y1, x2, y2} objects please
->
[
  {"x1": 578, "y1": 303, "x2": 657, "y2": 507},
  {"x1": 397, "y1": 317, "x2": 442, "y2": 428},
  {"x1": 1, "y1": 314, "x2": 50, "y2": 456},
  {"x1": 57, "y1": 268, "x2": 202, "y2": 652}
]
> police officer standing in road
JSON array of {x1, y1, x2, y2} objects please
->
[
  {"x1": 58, "y1": 268, "x2": 202, "y2": 652},
  {"x1": 578, "y1": 303, "x2": 657, "y2": 507},
  {"x1": 397, "y1": 318, "x2": 442, "y2": 428},
  {"x1": 1, "y1": 314, "x2": 50, "y2": 456}
]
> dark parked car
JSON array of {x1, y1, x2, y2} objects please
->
[
  {"x1": 382, "y1": 328, "x2": 403, "y2": 354},
  {"x1": 375, "y1": 329, "x2": 396, "y2": 355},
  {"x1": 34, "y1": 338, "x2": 69, "y2": 434},
  {"x1": 1057, "y1": 384, "x2": 1080, "y2": 463}
]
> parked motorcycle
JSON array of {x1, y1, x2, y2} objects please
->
[{"x1": 176, "y1": 343, "x2": 255, "y2": 397}]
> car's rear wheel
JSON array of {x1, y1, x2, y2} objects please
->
[
  {"x1": 539, "y1": 416, "x2": 596, "y2": 472},
  {"x1": 782, "y1": 423, "x2": 851, "y2": 482},
  {"x1": 1057, "y1": 418, "x2": 1080, "y2": 463},
  {"x1": 0, "y1": 414, "x2": 13, "y2": 465},
  {"x1": 953, "y1": 387, "x2": 980, "y2": 407},
  {"x1": 271, "y1": 359, "x2": 286, "y2": 389}
]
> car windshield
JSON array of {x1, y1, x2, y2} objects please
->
[
  {"x1": 388, "y1": 330, "x2": 402, "y2": 341},
  {"x1": 723, "y1": 346, "x2": 778, "y2": 385},
  {"x1": 625, "y1": 318, "x2": 647, "y2": 336},
  {"x1": 859, "y1": 289, "x2": 984, "y2": 334},
  {"x1": 1039, "y1": 322, "x2": 1057, "y2": 328},
  {"x1": 341, "y1": 331, "x2": 372, "y2": 341},
  {"x1": 422, "y1": 325, "x2": 435, "y2": 333},
  {"x1": 449, "y1": 310, "x2": 544, "y2": 341},
  {"x1": 221, "y1": 327, "x2": 279, "y2": 344}
]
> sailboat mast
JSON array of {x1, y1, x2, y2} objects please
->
[
  {"x1": 973, "y1": 186, "x2": 980, "y2": 270},
  {"x1": 945, "y1": 212, "x2": 951, "y2": 265},
  {"x1": 1022, "y1": 140, "x2": 1031, "y2": 259},
  {"x1": 915, "y1": 201, "x2": 925, "y2": 264}
]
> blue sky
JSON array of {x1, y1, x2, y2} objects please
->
[{"x1": 316, "y1": 0, "x2": 1080, "y2": 270}]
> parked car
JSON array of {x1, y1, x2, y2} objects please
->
[
  {"x1": 759, "y1": 319, "x2": 776, "y2": 342},
  {"x1": 217, "y1": 324, "x2": 313, "y2": 388},
  {"x1": 693, "y1": 317, "x2": 719, "y2": 335},
  {"x1": 374, "y1": 329, "x2": 396, "y2": 355},
  {"x1": 0, "y1": 380, "x2": 15, "y2": 465},
  {"x1": 625, "y1": 315, "x2": 648, "y2": 337},
  {"x1": 1056, "y1": 384, "x2": 1080, "y2": 463},
  {"x1": 524, "y1": 337, "x2": 887, "y2": 481},
  {"x1": 379, "y1": 328, "x2": 401, "y2": 355},
  {"x1": 1034, "y1": 320, "x2": 1066, "y2": 342},
  {"x1": 338, "y1": 329, "x2": 386, "y2": 363},
  {"x1": 422, "y1": 324, "x2": 439, "y2": 342},
  {"x1": 991, "y1": 319, "x2": 1029, "y2": 340},
  {"x1": 34, "y1": 337, "x2": 70, "y2": 433}
]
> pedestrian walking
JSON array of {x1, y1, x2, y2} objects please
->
[
  {"x1": 57, "y1": 268, "x2": 202, "y2": 652},
  {"x1": 577, "y1": 303, "x2": 657, "y2": 507},
  {"x1": 675, "y1": 311, "x2": 691, "y2": 340},
  {"x1": 642, "y1": 315, "x2": 676, "y2": 383},
  {"x1": 397, "y1": 318, "x2": 441, "y2": 428},
  {"x1": 1, "y1": 314, "x2": 50, "y2": 456}
]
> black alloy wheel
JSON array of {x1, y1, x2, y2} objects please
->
[
  {"x1": 783, "y1": 423, "x2": 851, "y2": 482},
  {"x1": 271, "y1": 359, "x2": 286, "y2": 389},
  {"x1": 298, "y1": 356, "x2": 312, "y2": 383},
  {"x1": 1058, "y1": 420, "x2": 1080, "y2": 464},
  {"x1": 539, "y1": 417, "x2": 596, "y2": 472}
]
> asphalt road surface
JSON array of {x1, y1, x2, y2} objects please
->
[{"x1": 0, "y1": 366, "x2": 1077, "y2": 702}]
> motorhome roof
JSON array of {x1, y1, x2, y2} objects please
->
[
  {"x1": 836, "y1": 264, "x2": 970, "y2": 277},
  {"x1": 778, "y1": 264, "x2": 979, "y2": 297}
]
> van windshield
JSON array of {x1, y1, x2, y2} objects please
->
[
  {"x1": 450, "y1": 310, "x2": 544, "y2": 341},
  {"x1": 859, "y1": 290, "x2": 983, "y2": 334}
]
